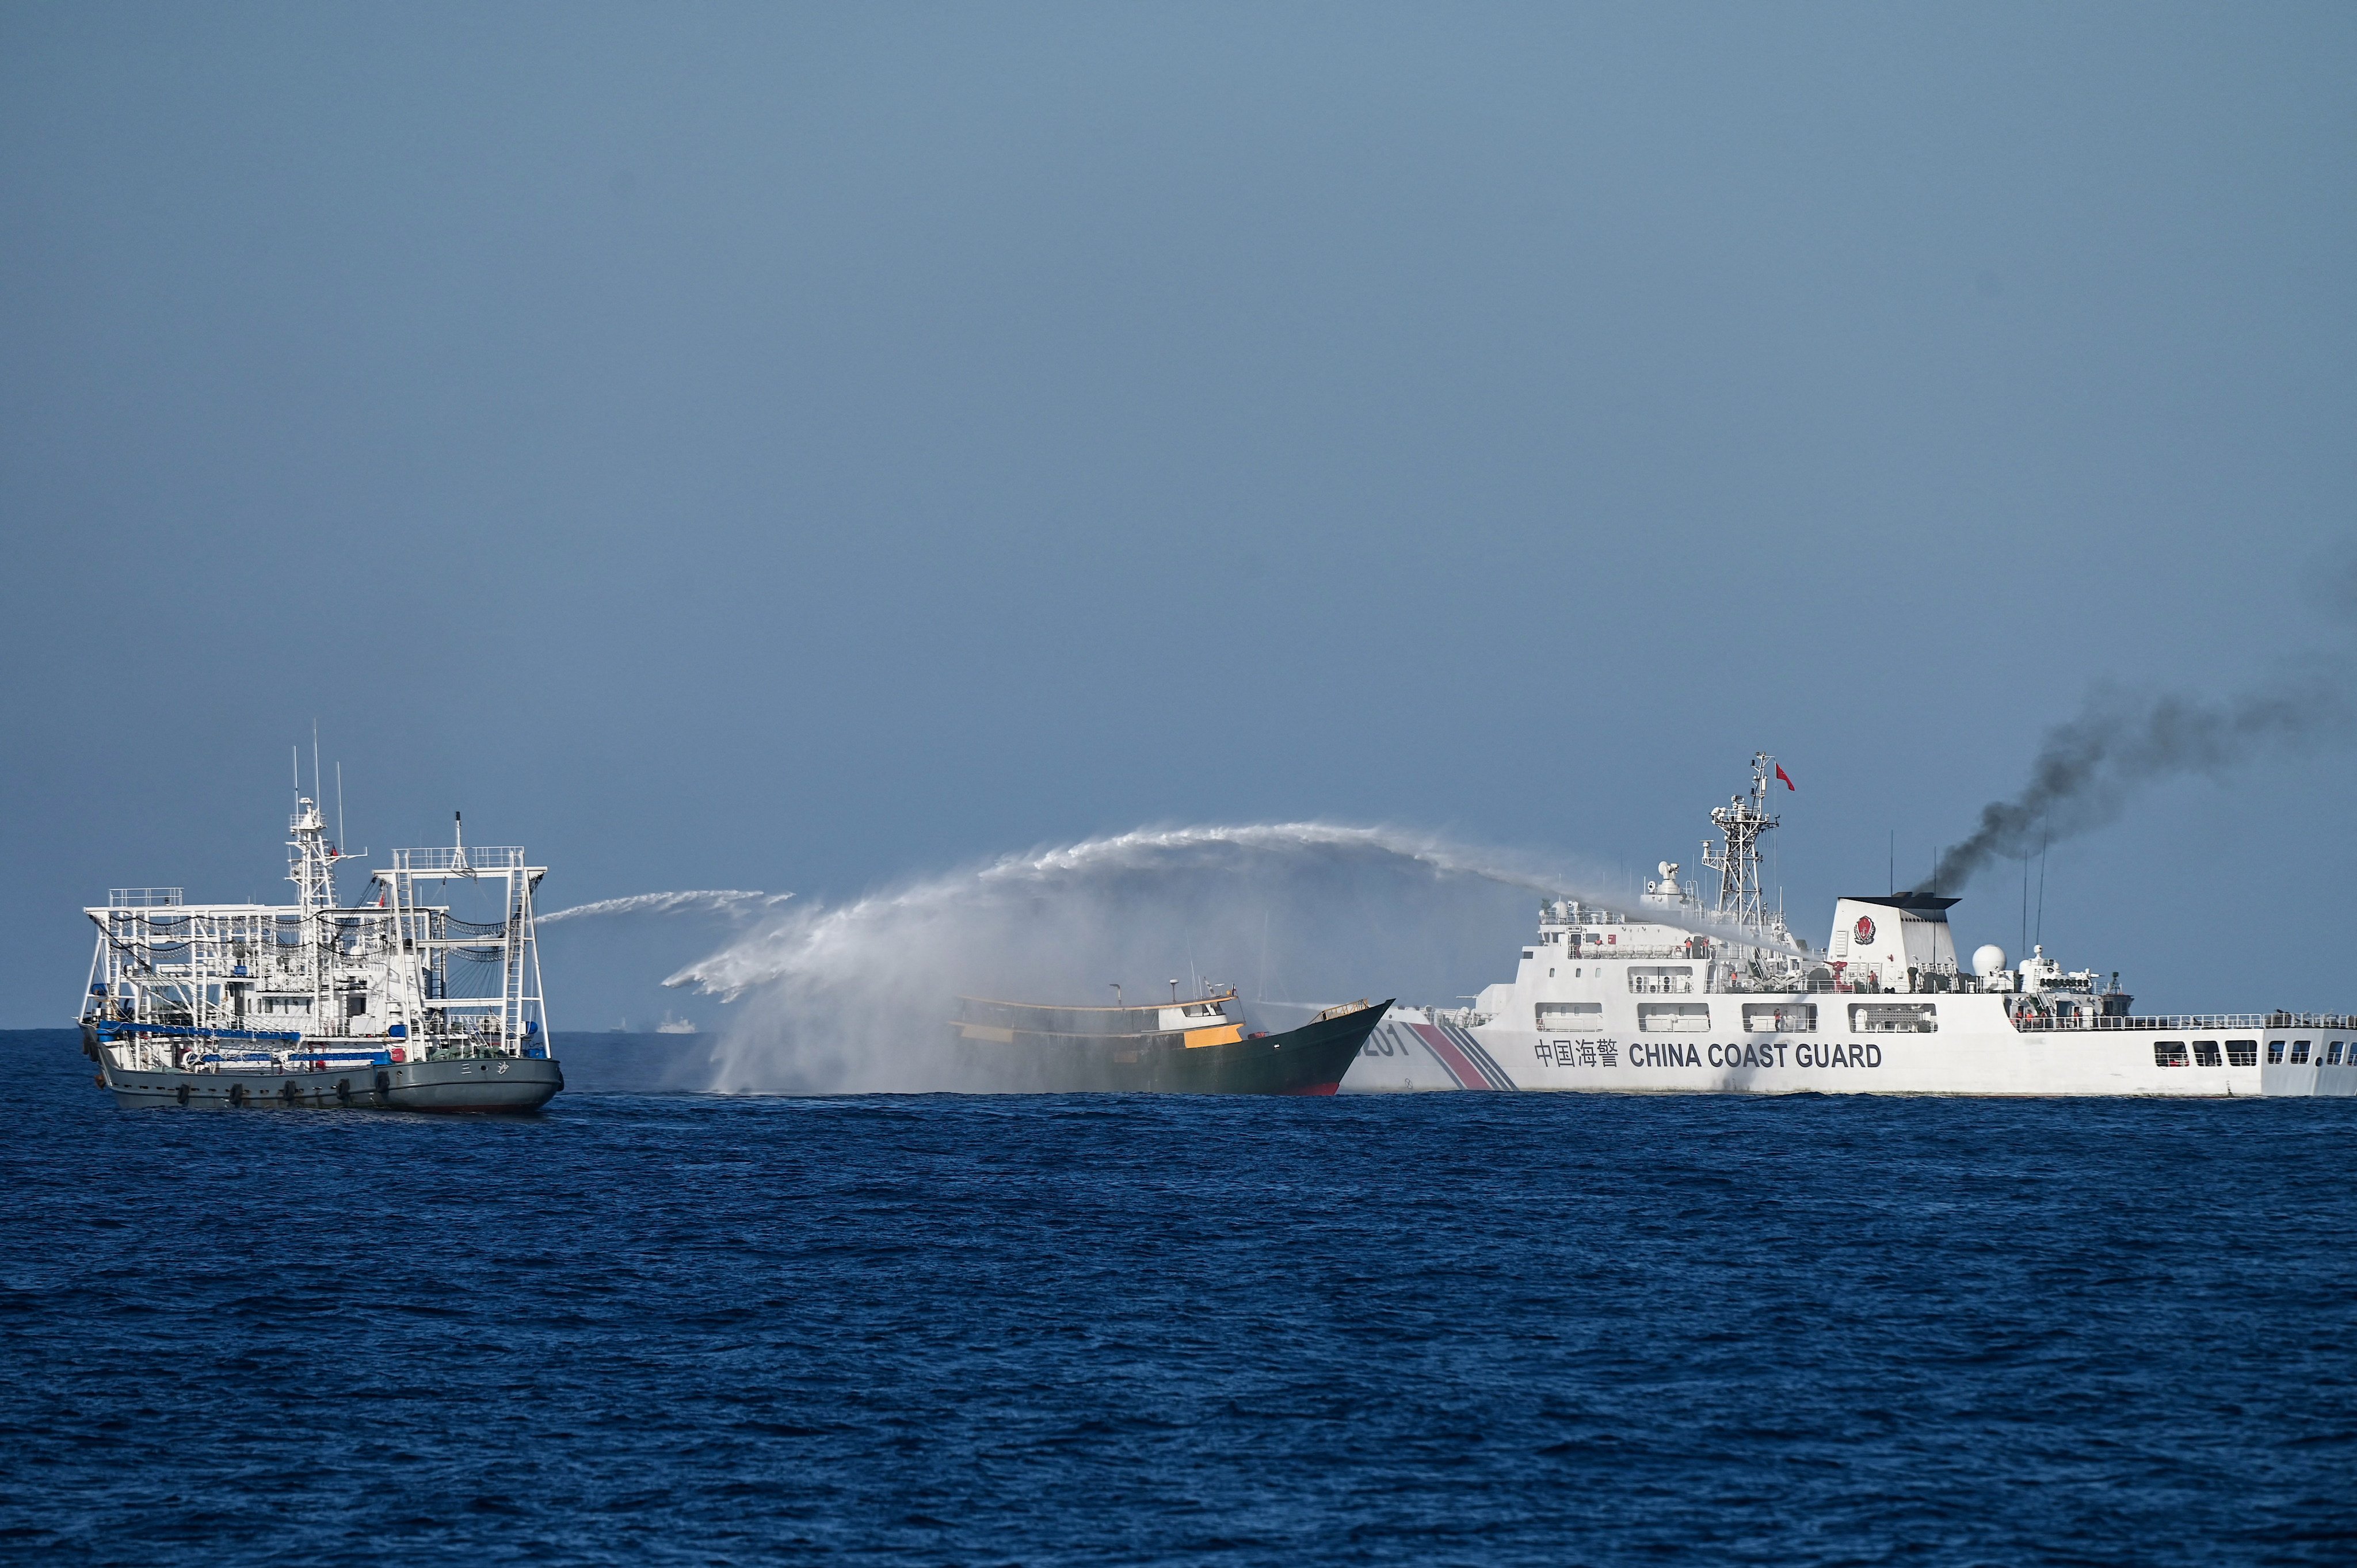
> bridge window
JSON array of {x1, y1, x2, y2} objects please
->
[
  {"x1": 2192, "y1": 1040, "x2": 2221, "y2": 1067},
  {"x1": 2227, "y1": 1039, "x2": 2257, "y2": 1066},
  {"x1": 2330, "y1": 1041, "x2": 2345, "y2": 1066},
  {"x1": 2267, "y1": 1041, "x2": 2285, "y2": 1064},
  {"x1": 2290, "y1": 1040, "x2": 2311, "y2": 1065},
  {"x1": 1742, "y1": 1004, "x2": 1817, "y2": 1033},
  {"x1": 2153, "y1": 1040, "x2": 2188, "y2": 1067}
]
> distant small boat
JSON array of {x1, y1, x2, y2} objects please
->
[
  {"x1": 654, "y1": 1016, "x2": 699, "y2": 1035},
  {"x1": 952, "y1": 987, "x2": 1389, "y2": 1095}
]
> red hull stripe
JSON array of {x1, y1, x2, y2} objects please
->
[
  {"x1": 1437, "y1": 1020, "x2": 1519, "y2": 1089},
  {"x1": 1410, "y1": 1023, "x2": 1497, "y2": 1090}
]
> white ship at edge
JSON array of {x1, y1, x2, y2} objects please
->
[{"x1": 1344, "y1": 754, "x2": 2357, "y2": 1098}]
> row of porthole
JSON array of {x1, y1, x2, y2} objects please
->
[
  {"x1": 2270, "y1": 1039, "x2": 2348, "y2": 1066},
  {"x1": 2152, "y1": 1040, "x2": 2258, "y2": 1067},
  {"x1": 2152, "y1": 1040, "x2": 2351, "y2": 1067}
]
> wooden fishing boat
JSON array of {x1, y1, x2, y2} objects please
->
[{"x1": 952, "y1": 987, "x2": 1387, "y2": 1094}]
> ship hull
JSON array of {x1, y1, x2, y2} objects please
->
[
  {"x1": 960, "y1": 1003, "x2": 1389, "y2": 1094},
  {"x1": 1344, "y1": 1008, "x2": 2357, "y2": 1098},
  {"x1": 96, "y1": 1054, "x2": 563, "y2": 1113}
]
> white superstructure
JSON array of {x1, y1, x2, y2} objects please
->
[
  {"x1": 1345, "y1": 754, "x2": 2357, "y2": 1097},
  {"x1": 80, "y1": 783, "x2": 561, "y2": 1111}
]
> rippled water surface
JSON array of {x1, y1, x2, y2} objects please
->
[{"x1": 6, "y1": 1028, "x2": 2357, "y2": 1565}]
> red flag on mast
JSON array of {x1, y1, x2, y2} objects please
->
[{"x1": 1774, "y1": 764, "x2": 1795, "y2": 791}]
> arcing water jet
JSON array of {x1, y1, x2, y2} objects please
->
[{"x1": 661, "y1": 821, "x2": 1794, "y2": 1094}]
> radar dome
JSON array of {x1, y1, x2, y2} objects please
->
[{"x1": 1972, "y1": 944, "x2": 2008, "y2": 978}]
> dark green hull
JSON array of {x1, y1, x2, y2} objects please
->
[
  {"x1": 94, "y1": 1056, "x2": 563, "y2": 1112},
  {"x1": 955, "y1": 1001, "x2": 1390, "y2": 1095},
  {"x1": 83, "y1": 1025, "x2": 562, "y2": 1112}
]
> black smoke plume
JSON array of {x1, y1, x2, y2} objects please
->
[{"x1": 1919, "y1": 670, "x2": 2350, "y2": 895}]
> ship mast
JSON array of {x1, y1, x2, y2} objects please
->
[
  {"x1": 287, "y1": 796, "x2": 339, "y2": 913},
  {"x1": 1703, "y1": 752, "x2": 1779, "y2": 932},
  {"x1": 288, "y1": 792, "x2": 341, "y2": 1030}
]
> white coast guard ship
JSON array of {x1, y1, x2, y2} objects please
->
[
  {"x1": 79, "y1": 786, "x2": 562, "y2": 1111},
  {"x1": 1345, "y1": 754, "x2": 2357, "y2": 1097}
]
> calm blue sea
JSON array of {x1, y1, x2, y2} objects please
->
[{"x1": 6, "y1": 1028, "x2": 2357, "y2": 1566}]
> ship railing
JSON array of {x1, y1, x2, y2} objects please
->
[
  {"x1": 392, "y1": 846, "x2": 527, "y2": 872},
  {"x1": 2013, "y1": 1012, "x2": 2357, "y2": 1033},
  {"x1": 1561, "y1": 945, "x2": 1711, "y2": 962},
  {"x1": 109, "y1": 888, "x2": 185, "y2": 907},
  {"x1": 1715, "y1": 975, "x2": 1826, "y2": 994},
  {"x1": 1716, "y1": 976, "x2": 2037, "y2": 998},
  {"x1": 1313, "y1": 998, "x2": 1375, "y2": 1023},
  {"x1": 419, "y1": 1039, "x2": 532, "y2": 1060}
]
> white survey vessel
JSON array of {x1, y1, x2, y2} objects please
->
[
  {"x1": 1345, "y1": 754, "x2": 2357, "y2": 1097},
  {"x1": 79, "y1": 782, "x2": 562, "y2": 1112}
]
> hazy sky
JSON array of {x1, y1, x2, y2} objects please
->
[{"x1": 5, "y1": 3, "x2": 2353, "y2": 1028}]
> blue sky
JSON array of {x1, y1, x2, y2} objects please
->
[{"x1": 4, "y1": 3, "x2": 2352, "y2": 1029}]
